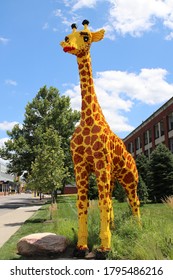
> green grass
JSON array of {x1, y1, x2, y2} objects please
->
[{"x1": 0, "y1": 195, "x2": 172, "y2": 260}]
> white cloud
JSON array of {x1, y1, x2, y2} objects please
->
[
  {"x1": 72, "y1": 0, "x2": 97, "y2": 11},
  {"x1": 42, "y1": 22, "x2": 49, "y2": 30},
  {"x1": 53, "y1": 9, "x2": 63, "y2": 17},
  {"x1": 0, "y1": 121, "x2": 19, "y2": 131},
  {"x1": 0, "y1": 37, "x2": 10, "y2": 44},
  {"x1": 5, "y1": 79, "x2": 18, "y2": 86},
  {"x1": 63, "y1": 68, "x2": 173, "y2": 133},
  {"x1": 107, "y1": 0, "x2": 173, "y2": 37},
  {"x1": 0, "y1": 138, "x2": 9, "y2": 148}
]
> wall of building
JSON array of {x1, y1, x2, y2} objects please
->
[{"x1": 124, "y1": 97, "x2": 173, "y2": 159}]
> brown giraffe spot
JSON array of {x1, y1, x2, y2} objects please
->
[
  {"x1": 74, "y1": 154, "x2": 83, "y2": 164},
  {"x1": 86, "y1": 116, "x2": 94, "y2": 126},
  {"x1": 100, "y1": 134, "x2": 107, "y2": 142},
  {"x1": 91, "y1": 135, "x2": 97, "y2": 144},
  {"x1": 119, "y1": 160, "x2": 125, "y2": 168},
  {"x1": 124, "y1": 172, "x2": 134, "y2": 184},
  {"x1": 75, "y1": 146, "x2": 85, "y2": 154},
  {"x1": 85, "y1": 95, "x2": 91, "y2": 104},
  {"x1": 70, "y1": 142, "x2": 76, "y2": 150},
  {"x1": 92, "y1": 125, "x2": 101, "y2": 134},
  {"x1": 92, "y1": 103, "x2": 97, "y2": 112},
  {"x1": 79, "y1": 63, "x2": 84, "y2": 70},
  {"x1": 74, "y1": 135, "x2": 83, "y2": 145},
  {"x1": 115, "y1": 144, "x2": 122, "y2": 156},
  {"x1": 81, "y1": 89, "x2": 87, "y2": 96},
  {"x1": 78, "y1": 202, "x2": 84, "y2": 209},
  {"x1": 86, "y1": 147, "x2": 92, "y2": 155},
  {"x1": 96, "y1": 160, "x2": 104, "y2": 170},
  {"x1": 95, "y1": 113, "x2": 100, "y2": 121},
  {"x1": 94, "y1": 151, "x2": 103, "y2": 159},
  {"x1": 83, "y1": 127, "x2": 90, "y2": 136},
  {"x1": 81, "y1": 77, "x2": 86, "y2": 82},
  {"x1": 93, "y1": 141, "x2": 103, "y2": 151},
  {"x1": 80, "y1": 180, "x2": 86, "y2": 186},
  {"x1": 86, "y1": 108, "x2": 92, "y2": 116},
  {"x1": 81, "y1": 112, "x2": 85, "y2": 119},
  {"x1": 84, "y1": 136, "x2": 90, "y2": 145},
  {"x1": 82, "y1": 100, "x2": 87, "y2": 111},
  {"x1": 100, "y1": 193, "x2": 104, "y2": 200},
  {"x1": 76, "y1": 166, "x2": 82, "y2": 173},
  {"x1": 80, "y1": 189, "x2": 86, "y2": 194},
  {"x1": 75, "y1": 127, "x2": 82, "y2": 134},
  {"x1": 80, "y1": 69, "x2": 87, "y2": 76},
  {"x1": 80, "y1": 195, "x2": 86, "y2": 201},
  {"x1": 86, "y1": 156, "x2": 94, "y2": 164},
  {"x1": 89, "y1": 78, "x2": 93, "y2": 85}
]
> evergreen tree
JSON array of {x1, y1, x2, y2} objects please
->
[
  {"x1": 148, "y1": 144, "x2": 173, "y2": 202},
  {"x1": 137, "y1": 175, "x2": 148, "y2": 204},
  {"x1": 136, "y1": 153, "x2": 149, "y2": 187},
  {"x1": 113, "y1": 180, "x2": 126, "y2": 202}
]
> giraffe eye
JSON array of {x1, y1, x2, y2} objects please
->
[
  {"x1": 83, "y1": 36, "x2": 89, "y2": 42},
  {"x1": 65, "y1": 36, "x2": 69, "y2": 42}
]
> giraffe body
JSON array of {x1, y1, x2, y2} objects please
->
[{"x1": 60, "y1": 21, "x2": 140, "y2": 253}]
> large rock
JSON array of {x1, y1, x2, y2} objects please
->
[{"x1": 17, "y1": 232, "x2": 68, "y2": 256}]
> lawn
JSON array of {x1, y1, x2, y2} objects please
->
[{"x1": 0, "y1": 195, "x2": 172, "y2": 260}]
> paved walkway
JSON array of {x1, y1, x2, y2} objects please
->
[
  {"x1": 0, "y1": 194, "x2": 49, "y2": 248},
  {"x1": 0, "y1": 205, "x2": 42, "y2": 248}
]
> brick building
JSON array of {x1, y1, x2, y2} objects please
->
[{"x1": 124, "y1": 97, "x2": 173, "y2": 159}]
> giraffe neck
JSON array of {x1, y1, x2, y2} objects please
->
[{"x1": 77, "y1": 53, "x2": 106, "y2": 126}]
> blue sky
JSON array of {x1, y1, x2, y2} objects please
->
[{"x1": 1, "y1": 0, "x2": 173, "y2": 148}]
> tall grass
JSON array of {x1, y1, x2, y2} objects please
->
[{"x1": 0, "y1": 195, "x2": 172, "y2": 260}]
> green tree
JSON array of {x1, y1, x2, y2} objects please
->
[
  {"x1": 88, "y1": 173, "x2": 98, "y2": 200},
  {"x1": 0, "y1": 86, "x2": 80, "y2": 185},
  {"x1": 136, "y1": 153, "x2": 149, "y2": 187},
  {"x1": 137, "y1": 175, "x2": 148, "y2": 204},
  {"x1": 148, "y1": 144, "x2": 173, "y2": 202},
  {"x1": 27, "y1": 128, "x2": 66, "y2": 201},
  {"x1": 113, "y1": 180, "x2": 126, "y2": 202}
]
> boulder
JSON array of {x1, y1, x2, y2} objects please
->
[{"x1": 17, "y1": 232, "x2": 68, "y2": 256}]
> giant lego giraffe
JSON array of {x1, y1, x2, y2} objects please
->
[{"x1": 60, "y1": 20, "x2": 140, "y2": 258}]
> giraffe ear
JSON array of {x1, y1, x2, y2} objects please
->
[{"x1": 91, "y1": 29, "x2": 105, "y2": 42}]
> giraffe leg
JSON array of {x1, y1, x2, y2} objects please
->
[
  {"x1": 73, "y1": 167, "x2": 89, "y2": 257},
  {"x1": 96, "y1": 169, "x2": 112, "y2": 251},
  {"x1": 120, "y1": 177, "x2": 141, "y2": 223},
  {"x1": 110, "y1": 181, "x2": 115, "y2": 229}
]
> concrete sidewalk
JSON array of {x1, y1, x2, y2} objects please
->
[{"x1": 0, "y1": 205, "x2": 42, "y2": 248}]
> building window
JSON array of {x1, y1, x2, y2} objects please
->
[
  {"x1": 144, "y1": 131, "x2": 148, "y2": 145},
  {"x1": 160, "y1": 120, "x2": 164, "y2": 136},
  {"x1": 149, "y1": 129, "x2": 152, "y2": 142},
  {"x1": 144, "y1": 129, "x2": 152, "y2": 145},
  {"x1": 135, "y1": 137, "x2": 141, "y2": 150},
  {"x1": 168, "y1": 112, "x2": 173, "y2": 131},
  {"x1": 169, "y1": 138, "x2": 173, "y2": 153},
  {"x1": 128, "y1": 142, "x2": 134, "y2": 153},
  {"x1": 154, "y1": 123, "x2": 159, "y2": 139}
]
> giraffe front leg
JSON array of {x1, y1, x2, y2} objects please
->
[
  {"x1": 96, "y1": 168, "x2": 112, "y2": 253},
  {"x1": 73, "y1": 168, "x2": 89, "y2": 258},
  {"x1": 77, "y1": 193, "x2": 89, "y2": 249}
]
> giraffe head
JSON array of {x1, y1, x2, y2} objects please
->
[{"x1": 60, "y1": 20, "x2": 105, "y2": 57}]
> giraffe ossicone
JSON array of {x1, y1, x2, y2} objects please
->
[{"x1": 60, "y1": 20, "x2": 140, "y2": 258}]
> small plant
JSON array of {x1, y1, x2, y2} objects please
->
[{"x1": 162, "y1": 195, "x2": 173, "y2": 209}]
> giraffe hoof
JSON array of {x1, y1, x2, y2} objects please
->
[
  {"x1": 95, "y1": 248, "x2": 110, "y2": 260},
  {"x1": 73, "y1": 247, "x2": 89, "y2": 259}
]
